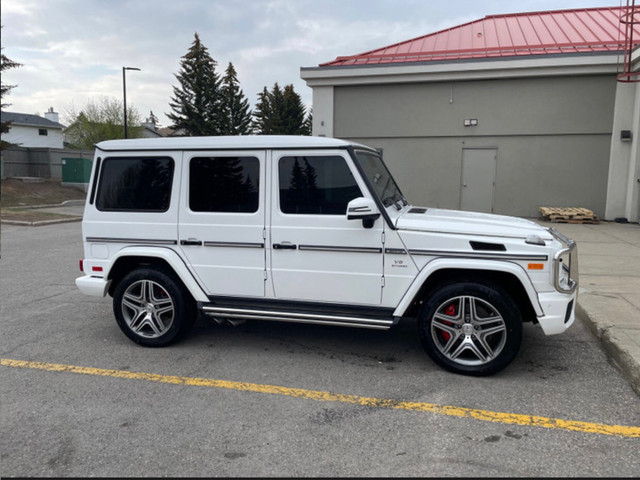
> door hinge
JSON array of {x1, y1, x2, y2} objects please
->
[
  {"x1": 381, "y1": 231, "x2": 386, "y2": 244},
  {"x1": 381, "y1": 276, "x2": 385, "y2": 287},
  {"x1": 263, "y1": 228, "x2": 267, "y2": 239},
  {"x1": 264, "y1": 270, "x2": 268, "y2": 281}
]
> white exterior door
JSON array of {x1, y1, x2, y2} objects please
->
[
  {"x1": 461, "y1": 148, "x2": 497, "y2": 213},
  {"x1": 178, "y1": 151, "x2": 266, "y2": 297},
  {"x1": 269, "y1": 150, "x2": 384, "y2": 305}
]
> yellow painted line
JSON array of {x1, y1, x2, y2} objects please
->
[{"x1": 3, "y1": 357, "x2": 639, "y2": 438}]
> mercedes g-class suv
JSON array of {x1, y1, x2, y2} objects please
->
[{"x1": 76, "y1": 135, "x2": 578, "y2": 376}]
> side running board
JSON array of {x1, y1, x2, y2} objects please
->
[{"x1": 199, "y1": 299, "x2": 397, "y2": 330}]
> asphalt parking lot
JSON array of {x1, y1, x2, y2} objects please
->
[{"x1": 1, "y1": 222, "x2": 639, "y2": 477}]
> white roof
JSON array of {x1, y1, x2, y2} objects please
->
[{"x1": 96, "y1": 135, "x2": 372, "y2": 151}]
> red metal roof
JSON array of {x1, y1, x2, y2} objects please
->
[{"x1": 321, "y1": 6, "x2": 640, "y2": 67}]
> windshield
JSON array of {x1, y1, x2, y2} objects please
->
[{"x1": 355, "y1": 150, "x2": 408, "y2": 210}]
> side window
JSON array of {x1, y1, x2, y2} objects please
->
[
  {"x1": 96, "y1": 157, "x2": 174, "y2": 212},
  {"x1": 190, "y1": 156, "x2": 260, "y2": 213},
  {"x1": 279, "y1": 155, "x2": 362, "y2": 215}
]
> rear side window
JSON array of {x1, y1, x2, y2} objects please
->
[
  {"x1": 96, "y1": 157, "x2": 174, "y2": 212},
  {"x1": 279, "y1": 155, "x2": 362, "y2": 215},
  {"x1": 189, "y1": 156, "x2": 260, "y2": 213}
]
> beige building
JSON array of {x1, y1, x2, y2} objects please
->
[{"x1": 301, "y1": 6, "x2": 640, "y2": 222}]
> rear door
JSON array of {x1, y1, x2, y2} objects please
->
[{"x1": 178, "y1": 151, "x2": 266, "y2": 297}]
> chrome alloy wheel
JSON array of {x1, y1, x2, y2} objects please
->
[
  {"x1": 121, "y1": 279, "x2": 175, "y2": 339},
  {"x1": 431, "y1": 295, "x2": 507, "y2": 367}
]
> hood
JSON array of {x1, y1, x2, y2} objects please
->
[{"x1": 395, "y1": 207, "x2": 552, "y2": 239}]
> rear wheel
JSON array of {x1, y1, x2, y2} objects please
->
[
  {"x1": 113, "y1": 268, "x2": 195, "y2": 347},
  {"x1": 418, "y1": 281, "x2": 522, "y2": 376}
]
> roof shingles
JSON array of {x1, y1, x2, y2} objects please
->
[{"x1": 0, "y1": 112, "x2": 64, "y2": 129}]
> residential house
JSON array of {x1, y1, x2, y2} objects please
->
[{"x1": 1, "y1": 107, "x2": 65, "y2": 149}]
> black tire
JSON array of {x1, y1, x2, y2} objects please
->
[
  {"x1": 418, "y1": 281, "x2": 522, "y2": 376},
  {"x1": 113, "y1": 268, "x2": 195, "y2": 347}
]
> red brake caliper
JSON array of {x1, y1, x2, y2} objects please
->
[{"x1": 441, "y1": 303, "x2": 456, "y2": 341}]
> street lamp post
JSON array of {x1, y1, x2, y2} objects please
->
[{"x1": 122, "y1": 66, "x2": 141, "y2": 139}]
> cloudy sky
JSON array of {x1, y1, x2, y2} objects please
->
[{"x1": 2, "y1": 0, "x2": 615, "y2": 128}]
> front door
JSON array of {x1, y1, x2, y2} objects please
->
[
  {"x1": 178, "y1": 151, "x2": 266, "y2": 297},
  {"x1": 269, "y1": 151, "x2": 384, "y2": 305},
  {"x1": 461, "y1": 148, "x2": 497, "y2": 213}
]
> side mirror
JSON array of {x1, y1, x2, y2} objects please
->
[{"x1": 346, "y1": 197, "x2": 380, "y2": 229}]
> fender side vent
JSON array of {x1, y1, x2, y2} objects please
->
[
  {"x1": 469, "y1": 241, "x2": 506, "y2": 252},
  {"x1": 408, "y1": 207, "x2": 427, "y2": 214}
]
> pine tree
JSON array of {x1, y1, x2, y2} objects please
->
[
  {"x1": 167, "y1": 33, "x2": 221, "y2": 136},
  {"x1": 252, "y1": 86, "x2": 273, "y2": 134},
  {"x1": 1, "y1": 27, "x2": 22, "y2": 150},
  {"x1": 281, "y1": 84, "x2": 306, "y2": 135},
  {"x1": 147, "y1": 110, "x2": 160, "y2": 128},
  {"x1": 303, "y1": 107, "x2": 312, "y2": 136},
  {"x1": 269, "y1": 83, "x2": 285, "y2": 134},
  {"x1": 252, "y1": 83, "x2": 309, "y2": 135},
  {"x1": 219, "y1": 63, "x2": 252, "y2": 135}
]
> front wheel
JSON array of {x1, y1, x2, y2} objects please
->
[
  {"x1": 113, "y1": 268, "x2": 195, "y2": 347},
  {"x1": 418, "y1": 282, "x2": 522, "y2": 376}
]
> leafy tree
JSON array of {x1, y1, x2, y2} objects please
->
[
  {"x1": 1, "y1": 26, "x2": 22, "y2": 151},
  {"x1": 219, "y1": 63, "x2": 252, "y2": 135},
  {"x1": 64, "y1": 96, "x2": 142, "y2": 150},
  {"x1": 252, "y1": 83, "x2": 309, "y2": 135},
  {"x1": 167, "y1": 32, "x2": 221, "y2": 136}
]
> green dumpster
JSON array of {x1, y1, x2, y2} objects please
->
[{"x1": 61, "y1": 157, "x2": 92, "y2": 186}]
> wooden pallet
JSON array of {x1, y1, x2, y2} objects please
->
[{"x1": 539, "y1": 207, "x2": 600, "y2": 224}]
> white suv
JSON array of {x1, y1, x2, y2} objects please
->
[{"x1": 76, "y1": 135, "x2": 578, "y2": 376}]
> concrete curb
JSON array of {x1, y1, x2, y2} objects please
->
[
  {"x1": 577, "y1": 301, "x2": 640, "y2": 397},
  {"x1": 1, "y1": 217, "x2": 82, "y2": 226},
  {"x1": 1, "y1": 200, "x2": 84, "y2": 226},
  {"x1": 3, "y1": 199, "x2": 85, "y2": 210}
]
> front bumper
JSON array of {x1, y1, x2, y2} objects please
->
[{"x1": 536, "y1": 290, "x2": 577, "y2": 335}]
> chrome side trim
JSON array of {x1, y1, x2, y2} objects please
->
[
  {"x1": 203, "y1": 241, "x2": 264, "y2": 249},
  {"x1": 86, "y1": 237, "x2": 177, "y2": 245},
  {"x1": 408, "y1": 249, "x2": 548, "y2": 261},
  {"x1": 202, "y1": 306, "x2": 394, "y2": 330},
  {"x1": 385, "y1": 248, "x2": 408, "y2": 255},
  {"x1": 298, "y1": 245, "x2": 383, "y2": 254}
]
